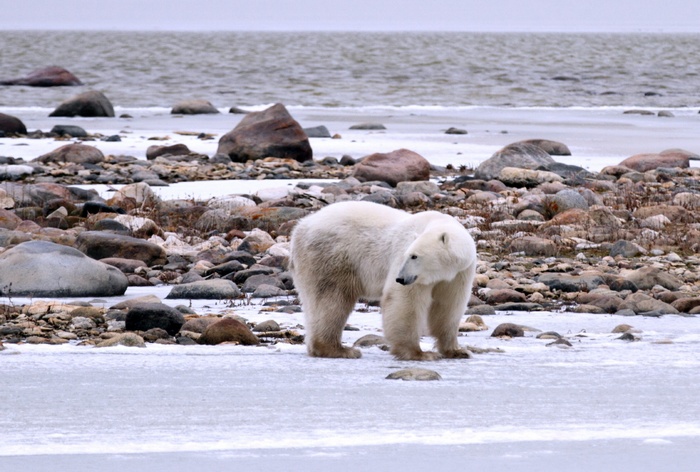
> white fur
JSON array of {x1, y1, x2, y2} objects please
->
[{"x1": 290, "y1": 201, "x2": 477, "y2": 360}]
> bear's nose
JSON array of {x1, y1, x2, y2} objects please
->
[{"x1": 396, "y1": 277, "x2": 407, "y2": 285}]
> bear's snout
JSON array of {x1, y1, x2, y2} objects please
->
[{"x1": 396, "y1": 275, "x2": 417, "y2": 286}]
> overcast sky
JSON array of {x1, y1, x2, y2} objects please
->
[{"x1": 3, "y1": 0, "x2": 699, "y2": 32}]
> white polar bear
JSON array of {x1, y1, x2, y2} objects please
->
[{"x1": 290, "y1": 201, "x2": 477, "y2": 360}]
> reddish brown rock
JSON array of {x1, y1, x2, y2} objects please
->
[
  {"x1": 0, "y1": 208, "x2": 23, "y2": 230},
  {"x1": 198, "y1": 318, "x2": 260, "y2": 345},
  {"x1": 507, "y1": 235, "x2": 558, "y2": 257},
  {"x1": 216, "y1": 103, "x2": 312, "y2": 163},
  {"x1": 146, "y1": 143, "x2": 191, "y2": 160},
  {"x1": 491, "y1": 323, "x2": 525, "y2": 338},
  {"x1": 35, "y1": 143, "x2": 105, "y2": 165},
  {"x1": 0, "y1": 66, "x2": 82, "y2": 86},
  {"x1": 352, "y1": 148, "x2": 430, "y2": 187},
  {"x1": 671, "y1": 297, "x2": 700, "y2": 313},
  {"x1": 75, "y1": 231, "x2": 167, "y2": 266},
  {"x1": 483, "y1": 289, "x2": 527, "y2": 305},
  {"x1": 618, "y1": 151, "x2": 690, "y2": 172}
]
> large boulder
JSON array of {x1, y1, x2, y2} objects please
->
[
  {"x1": 475, "y1": 142, "x2": 557, "y2": 181},
  {"x1": 0, "y1": 66, "x2": 83, "y2": 86},
  {"x1": 520, "y1": 139, "x2": 572, "y2": 156},
  {"x1": 171, "y1": 99, "x2": 219, "y2": 115},
  {"x1": 75, "y1": 231, "x2": 167, "y2": 266},
  {"x1": 0, "y1": 240, "x2": 128, "y2": 297},
  {"x1": 124, "y1": 303, "x2": 185, "y2": 335},
  {"x1": 0, "y1": 113, "x2": 28, "y2": 135},
  {"x1": 618, "y1": 152, "x2": 689, "y2": 172},
  {"x1": 35, "y1": 143, "x2": 105, "y2": 165},
  {"x1": 49, "y1": 90, "x2": 115, "y2": 117},
  {"x1": 216, "y1": 103, "x2": 312, "y2": 163},
  {"x1": 352, "y1": 148, "x2": 430, "y2": 187}
]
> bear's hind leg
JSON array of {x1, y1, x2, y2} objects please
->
[{"x1": 304, "y1": 287, "x2": 361, "y2": 359}]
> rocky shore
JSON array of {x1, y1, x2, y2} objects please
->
[{"x1": 2, "y1": 103, "x2": 700, "y2": 350}]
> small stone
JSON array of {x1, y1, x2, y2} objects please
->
[
  {"x1": 546, "y1": 338, "x2": 573, "y2": 347},
  {"x1": 96, "y1": 333, "x2": 146, "y2": 348},
  {"x1": 491, "y1": 323, "x2": 525, "y2": 338},
  {"x1": 252, "y1": 319, "x2": 281, "y2": 332},
  {"x1": 386, "y1": 368, "x2": 442, "y2": 381},
  {"x1": 353, "y1": 334, "x2": 388, "y2": 349},
  {"x1": 612, "y1": 324, "x2": 634, "y2": 333}
]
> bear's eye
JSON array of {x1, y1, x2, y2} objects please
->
[{"x1": 410, "y1": 254, "x2": 418, "y2": 260}]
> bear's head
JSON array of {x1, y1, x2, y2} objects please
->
[{"x1": 395, "y1": 225, "x2": 474, "y2": 286}]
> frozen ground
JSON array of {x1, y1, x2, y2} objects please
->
[
  {"x1": 2, "y1": 105, "x2": 699, "y2": 173},
  {"x1": 1, "y1": 287, "x2": 700, "y2": 471}
]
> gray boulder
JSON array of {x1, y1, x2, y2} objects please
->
[
  {"x1": 0, "y1": 240, "x2": 128, "y2": 297},
  {"x1": 0, "y1": 66, "x2": 82, "y2": 86},
  {"x1": 166, "y1": 279, "x2": 242, "y2": 299},
  {"x1": 35, "y1": 143, "x2": 104, "y2": 165},
  {"x1": 49, "y1": 90, "x2": 115, "y2": 118},
  {"x1": 125, "y1": 303, "x2": 185, "y2": 335},
  {"x1": 171, "y1": 99, "x2": 219, "y2": 115},
  {"x1": 0, "y1": 113, "x2": 27, "y2": 135},
  {"x1": 303, "y1": 125, "x2": 331, "y2": 138},
  {"x1": 475, "y1": 142, "x2": 556, "y2": 180}
]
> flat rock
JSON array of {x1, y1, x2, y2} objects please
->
[
  {"x1": 386, "y1": 368, "x2": 441, "y2": 381},
  {"x1": 519, "y1": 139, "x2": 572, "y2": 156},
  {"x1": 624, "y1": 266, "x2": 682, "y2": 291},
  {"x1": 166, "y1": 279, "x2": 242, "y2": 299},
  {"x1": 0, "y1": 240, "x2": 128, "y2": 297},
  {"x1": 96, "y1": 333, "x2": 146, "y2": 348},
  {"x1": 349, "y1": 122, "x2": 386, "y2": 130},
  {"x1": 171, "y1": 99, "x2": 219, "y2": 115},
  {"x1": 0, "y1": 66, "x2": 82, "y2": 86},
  {"x1": 491, "y1": 323, "x2": 525, "y2": 337},
  {"x1": 35, "y1": 143, "x2": 105, "y2": 165},
  {"x1": 75, "y1": 231, "x2": 167, "y2": 266}
]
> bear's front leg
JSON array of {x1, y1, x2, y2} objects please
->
[{"x1": 382, "y1": 285, "x2": 439, "y2": 361}]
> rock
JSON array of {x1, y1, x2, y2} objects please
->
[
  {"x1": 50, "y1": 124, "x2": 88, "y2": 137},
  {"x1": 142, "y1": 327, "x2": 172, "y2": 342},
  {"x1": 252, "y1": 319, "x2": 280, "y2": 332},
  {"x1": 0, "y1": 208, "x2": 22, "y2": 229},
  {"x1": 507, "y1": 236, "x2": 558, "y2": 256},
  {"x1": 171, "y1": 99, "x2": 219, "y2": 114},
  {"x1": 618, "y1": 292, "x2": 679, "y2": 315},
  {"x1": 216, "y1": 103, "x2": 312, "y2": 163},
  {"x1": 610, "y1": 240, "x2": 644, "y2": 258},
  {"x1": 95, "y1": 333, "x2": 146, "y2": 348},
  {"x1": 166, "y1": 279, "x2": 242, "y2": 299},
  {"x1": 671, "y1": 297, "x2": 700, "y2": 313},
  {"x1": 35, "y1": 143, "x2": 105, "y2": 165},
  {"x1": 198, "y1": 318, "x2": 260, "y2": 345},
  {"x1": 612, "y1": 324, "x2": 634, "y2": 333},
  {"x1": 353, "y1": 334, "x2": 389, "y2": 348},
  {"x1": 538, "y1": 273, "x2": 605, "y2": 292},
  {"x1": 100, "y1": 257, "x2": 148, "y2": 273},
  {"x1": 110, "y1": 294, "x2": 162, "y2": 310},
  {"x1": 125, "y1": 303, "x2": 186, "y2": 335},
  {"x1": 49, "y1": 90, "x2": 115, "y2": 117},
  {"x1": 491, "y1": 323, "x2": 525, "y2": 338},
  {"x1": 352, "y1": 148, "x2": 430, "y2": 187},
  {"x1": 303, "y1": 125, "x2": 331, "y2": 138},
  {"x1": 498, "y1": 167, "x2": 563, "y2": 187},
  {"x1": 146, "y1": 143, "x2": 191, "y2": 160},
  {"x1": 445, "y1": 127, "x2": 468, "y2": 135},
  {"x1": 107, "y1": 182, "x2": 161, "y2": 209},
  {"x1": 475, "y1": 142, "x2": 556, "y2": 180},
  {"x1": 252, "y1": 284, "x2": 287, "y2": 298},
  {"x1": 386, "y1": 368, "x2": 441, "y2": 381},
  {"x1": 238, "y1": 228, "x2": 276, "y2": 254},
  {"x1": 483, "y1": 289, "x2": 527, "y2": 304},
  {"x1": 618, "y1": 152, "x2": 690, "y2": 172},
  {"x1": 624, "y1": 267, "x2": 682, "y2": 291},
  {"x1": 0, "y1": 113, "x2": 28, "y2": 135},
  {"x1": 0, "y1": 66, "x2": 82, "y2": 86},
  {"x1": 180, "y1": 316, "x2": 220, "y2": 333},
  {"x1": 0, "y1": 164, "x2": 34, "y2": 180},
  {"x1": 349, "y1": 123, "x2": 386, "y2": 130},
  {"x1": 0, "y1": 240, "x2": 128, "y2": 297},
  {"x1": 520, "y1": 139, "x2": 572, "y2": 156},
  {"x1": 75, "y1": 231, "x2": 167, "y2": 266},
  {"x1": 548, "y1": 189, "x2": 589, "y2": 214}
]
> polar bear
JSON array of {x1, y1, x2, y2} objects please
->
[{"x1": 290, "y1": 201, "x2": 477, "y2": 360}]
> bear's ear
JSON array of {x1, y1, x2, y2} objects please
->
[{"x1": 440, "y1": 232, "x2": 448, "y2": 244}]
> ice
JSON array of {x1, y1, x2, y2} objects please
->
[{"x1": 2, "y1": 286, "x2": 700, "y2": 469}]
